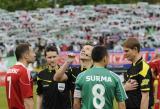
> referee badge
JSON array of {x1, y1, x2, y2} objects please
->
[{"x1": 58, "y1": 83, "x2": 65, "y2": 92}]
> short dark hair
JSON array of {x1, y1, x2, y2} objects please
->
[
  {"x1": 92, "y1": 45, "x2": 108, "y2": 62},
  {"x1": 123, "y1": 37, "x2": 140, "y2": 52},
  {"x1": 15, "y1": 43, "x2": 30, "y2": 61},
  {"x1": 44, "y1": 46, "x2": 58, "y2": 56}
]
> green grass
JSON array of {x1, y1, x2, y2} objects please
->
[
  {"x1": 0, "y1": 87, "x2": 7, "y2": 109},
  {"x1": 0, "y1": 86, "x2": 118, "y2": 109},
  {"x1": 0, "y1": 86, "x2": 37, "y2": 109}
]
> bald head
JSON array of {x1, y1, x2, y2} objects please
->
[{"x1": 80, "y1": 45, "x2": 93, "y2": 60}]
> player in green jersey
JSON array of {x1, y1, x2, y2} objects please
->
[{"x1": 73, "y1": 45, "x2": 128, "y2": 109}]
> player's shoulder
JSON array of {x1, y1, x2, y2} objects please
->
[
  {"x1": 37, "y1": 69, "x2": 48, "y2": 77},
  {"x1": 7, "y1": 64, "x2": 25, "y2": 74},
  {"x1": 107, "y1": 70, "x2": 121, "y2": 81},
  {"x1": 77, "y1": 71, "x2": 85, "y2": 77},
  {"x1": 154, "y1": 59, "x2": 160, "y2": 64},
  {"x1": 76, "y1": 68, "x2": 94, "y2": 79},
  {"x1": 142, "y1": 60, "x2": 150, "y2": 66},
  {"x1": 139, "y1": 60, "x2": 150, "y2": 77},
  {"x1": 16, "y1": 65, "x2": 27, "y2": 73},
  {"x1": 12, "y1": 64, "x2": 24, "y2": 69},
  {"x1": 76, "y1": 70, "x2": 87, "y2": 80},
  {"x1": 136, "y1": 60, "x2": 149, "y2": 71},
  {"x1": 149, "y1": 59, "x2": 160, "y2": 68}
]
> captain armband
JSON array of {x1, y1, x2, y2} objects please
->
[{"x1": 74, "y1": 89, "x2": 81, "y2": 98}]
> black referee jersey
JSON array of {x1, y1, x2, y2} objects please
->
[
  {"x1": 36, "y1": 68, "x2": 72, "y2": 109},
  {"x1": 124, "y1": 57, "x2": 154, "y2": 109},
  {"x1": 67, "y1": 65, "x2": 89, "y2": 105},
  {"x1": 68, "y1": 66, "x2": 86, "y2": 83}
]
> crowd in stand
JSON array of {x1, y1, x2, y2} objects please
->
[
  {"x1": 0, "y1": 3, "x2": 160, "y2": 50},
  {"x1": 0, "y1": 3, "x2": 160, "y2": 69}
]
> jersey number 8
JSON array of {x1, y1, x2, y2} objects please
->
[{"x1": 92, "y1": 84, "x2": 105, "y2": 109}]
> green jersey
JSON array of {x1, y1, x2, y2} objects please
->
[{"x1": 74, "y1": 67, "x2": 127, "y2": 109}]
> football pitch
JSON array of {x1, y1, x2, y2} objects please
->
[
  {"x1": 0, "y1": 87, "x2": 7, "y2": 109},
  {"x1": 0, "y1": 86, "x2": 37, "y2": 109},
  {"x1": 0, "y1": 86, "x2": 118, "y2": 109}
]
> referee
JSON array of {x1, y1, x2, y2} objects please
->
[
  {"x1": 123, "y1": 37, "x2": 154, "y2": 109},
  {"x1": 36, "y1": 45, "x2": 72, "y2": 109}
]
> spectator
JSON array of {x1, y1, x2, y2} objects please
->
[{"x1": 0, "y1": 52, "x2": 7, "y2": 72}]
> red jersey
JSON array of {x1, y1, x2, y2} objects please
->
[
  {"x1": 149, "y1": 59, "x2": 160, "y2": 76},
  {"x1": 5, "y1": 62, "x2": 33, "y2": 109},
  {"x1": 149, "y1": 59, "x2": 160, "y2": 99}
]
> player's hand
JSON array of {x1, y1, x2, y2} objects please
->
[
  {"x1": 66, "y1": 53, "x2": 75, "y2": 64},
  {"x1": 124, "y1": 79, "x2": 138, "y2": 91}
]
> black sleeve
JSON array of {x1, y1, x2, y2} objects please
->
[
  {"x1": 66, "y1": 68, "x2": 74, "y2": 91},
  {"x1": 36, "y1": 77, "x2": 43, "y2": 95},
  {"x1": 123, "y1": 70, "x2": 129, "y2": 83},
  {"x1": 139, "y1": 69, "x2": 152, "y2": 92}
]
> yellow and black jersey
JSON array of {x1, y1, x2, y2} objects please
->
[
  {"x1": 36, "y1": 68, "x2": 72, "y2": 109},
  {"x1": 124, "y1": 57, "x2": 154, "y2": 108}
]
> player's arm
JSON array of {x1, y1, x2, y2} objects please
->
[
  {"x1": 19, "y1": 69, "x2": 34, "y2": 109},
  {"x1": 24, "y1": 97, "x2": 34, "y2": 109},
  {"x1": 151, "y1": 68, "x2": 157, "y2": 79},
  {"x1": 36, "y1": 77, "x2": 43, "y2": 109},
  {"x1": 73, "y1": 74, "x2": 82, "y2": 109},
  {"x1": 149, "y1": 62, "x2": 157, "y2": 79},
  {"x1": 139, "y1": 63, "x2": 151, "y2": 109},
  {"x1": 54, "y1": 55, "x2": 74, "y2": 81},
  {"x1": 53, "y1": 61, "x2": 69, "y2": 81},
  {"x1": 73, "y1": 88, "x2": 82, "y2": 109},
  {"x1": 118, "y1": 102, "x2": 126, "y2": 109},
  {"x1": 73, "y1": 89, "x2": 82, "y2": 109},
  {"x1": 140, "y1": 92, "x2": 149, "y2": 109},
  {"x1": 157, "y1": 78, "x2": 160, "y2": 101},
  {"x1": 115, "y1": 74, "x2": 128, "y2": 109},
  {"x1": 73, "y1": 98, "x2": 81, "y2": 109},
  {"x1": 37, "y1": 95, "x2": 43, "y2": 109}
]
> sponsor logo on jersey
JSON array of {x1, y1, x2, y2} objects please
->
[{"x1": 7, "y1": 68, "x2": 19, "y2": 74}]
